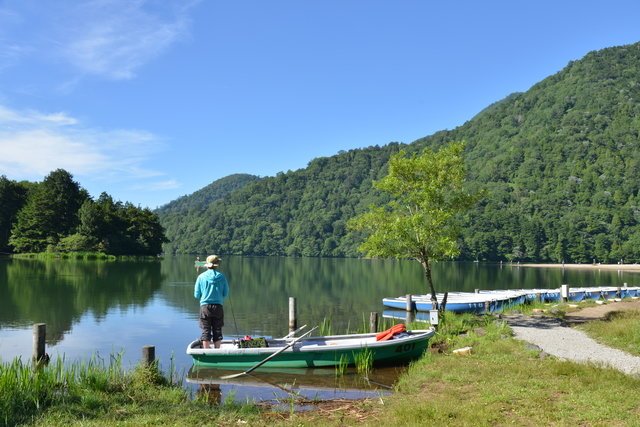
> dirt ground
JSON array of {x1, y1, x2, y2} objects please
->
[{"x1": 564, "y1": 298, "x2": 640, "y2": 323}]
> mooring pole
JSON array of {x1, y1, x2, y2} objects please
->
[
  {"x1": 32, "y1": 323, "x2": 46, "y2": 364},
  {"x1": 369, "y1": 312, "x2": 379, "y2": 333},
  {"x1": 289, "y1": 297, "x2": 297, "y2": 334},
  {"x1": 561, "y1": 284, "x2": 569, "y2": 303},
  {"x1": 142, "y1": 345, "x2": 155, "y2": 366},
  {"x1": 405, "y1": 294, "x2": 414, "y2": 312}
]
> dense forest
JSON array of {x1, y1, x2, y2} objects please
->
[
  {"x1": 156, "y1": 41, "x2": 640, "y2": 263},
  {"x1": 0, "y1": 169, "x2": 167, "y2": 256}
]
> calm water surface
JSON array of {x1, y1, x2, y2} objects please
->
[{"x1": 1, "y1": 255, "x2": 637, "y2": 401}]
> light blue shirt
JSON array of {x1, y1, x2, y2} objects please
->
[{"x1": 194, "y1": 269, "x2": 229, "y2": 305}]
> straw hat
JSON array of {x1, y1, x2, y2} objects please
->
[{"x1": 204, "y1": 254, "x2": 221, "y2": 268}]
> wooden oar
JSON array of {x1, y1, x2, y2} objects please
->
[
  {"x1": 220, "y1": 326, "x2": 318, "y2": 380},
  {"x1": 280, "y1": 324, "x2": 307, "y2": 340}
]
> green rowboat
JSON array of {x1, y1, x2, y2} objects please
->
[{"x1": 186, "y1": 329, "x2": 434, "y2": 368}]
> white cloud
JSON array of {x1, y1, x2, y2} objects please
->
[
  {"x1": 132, "y1": 179, "x2": 181, "y2": 191},
  {"x1": 0, "y1": 0, "x2": 199, "y2": 80},
  {"x1": 0, "y1": 105, "x2": 78, "y2": 126},
  {"x1": 0, "y1": 129, "x2": 106, "y2": 176},
  {"x1": 60, "y1": 0, "x2": 197, "y2": 80},
  {"x1": 0, "y1": 104, "x2": 178, "y2": 193}
]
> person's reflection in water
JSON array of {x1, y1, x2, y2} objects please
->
[{"x1": 197, "y1": 383, "x2": 222, "y2": 405}]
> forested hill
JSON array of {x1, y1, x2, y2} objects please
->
[
  {"x1": 158, "y1": 41, "x2": 640, "y2": 263},
  {"x1": 156, "y1": 173, "x2": 260, "y2": 254},
  {"x1": 157, "y1": 146, "x2": 404, "y2": 255},
  {"x1": 431, "y1": 42, "x2": 640, "y2": 263}
]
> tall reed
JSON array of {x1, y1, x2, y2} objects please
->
[
  {"x1": 334, "y1": 354, "x2": 349, "y2": 377},
  {"x1": 0, "y1": 352, "x2": 171, "y2": 427},
  {"x1": 319, "y1": 317, "x2": 333, "y2": 336},
  {"x1": 354, "y1": 347, "x2": 374, "y2": 376}
]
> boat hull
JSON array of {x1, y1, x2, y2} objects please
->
[
  {"x1": 383, "y1": 295, "x2": 497, "y2": 314},
  {"x1": 187, "y1": 330, "x2": 434, "y2": 368}
]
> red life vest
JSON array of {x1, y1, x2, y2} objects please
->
[{"x1": 375, "y1": 323, "x2": 407, "y2": 341}]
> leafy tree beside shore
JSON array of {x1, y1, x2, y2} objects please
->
[
  {"x1": 0, "y1": 175, "x2": 30, "y2": 253},
  {"x1": 4, "y1": 169, "x2": 167, "y2": 256},
  {"x1": 349, "y1": 143, "x2": 480, "y2": 307}
]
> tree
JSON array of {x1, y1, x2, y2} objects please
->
[
  {"x1": 0, "y1": 176, "x2": 29, "y2": 252},
  {"x1": 348, "y1": 142, "x2": 480, "y2": 310},
  {"x1": 9, "y1": 169, "x2": 88, "y2": 252}
]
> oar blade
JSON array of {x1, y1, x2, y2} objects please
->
[{"x1": 220, "y1": 372, "x2": 245, "y2": 380}]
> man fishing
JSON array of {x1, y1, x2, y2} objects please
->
[{"x1": 194, "y1": 255, "x2": 229, "y2": 349}]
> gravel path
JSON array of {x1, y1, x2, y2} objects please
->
[{"x1": 505, "y1": 312, "x2": 640, "y2": 377}]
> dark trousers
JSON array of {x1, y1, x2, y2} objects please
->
[{"x1": 199, "y1": 304, "x2": 224, "y2": 342}]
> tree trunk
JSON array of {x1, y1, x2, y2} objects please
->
[
  {"x1": 440, "y1": 292, "x2": 448, "y2": 316},
  {"x1": 422, "y1": 258, "x2": 438, "y2": 310}
]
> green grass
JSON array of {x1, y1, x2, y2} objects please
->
[
  {"x1": 354, "y1": 347, "x2": 373, "y2": 376},
  {"x1": 579, "y1": 309, "x2": 640, "y2": 356},
  {"x1": 287, "y1": 312, "x2": 640, "y2": 426},
  {"x1": 6, "y1": 309, "x2": 640, "y2": 426},
  {"x1": 10, "y1": 252, "x2": 162, "y2": 261},
  {"x1": 334, "y1": 354, "x2": 349, "y2": 377},
  {"x1": 318, "y1": 317, "x2": 333, "y2": 336},
  {"x1": 0, "y1": 355, "x2": 261, "y2": 427},
  {"x1": 12, "y1": 252, "x2": 117, "y2": 261}
]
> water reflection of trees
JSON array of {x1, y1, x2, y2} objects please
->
[
  {"x1": 2, "y1": 256, "x2": 636, "y2": 346},
  {"x1": 0, "y1": 258, "x2": 163, "y2": 343},
  {"x1": 159, "y1": 256, "x2": 638, "y2": 335}
]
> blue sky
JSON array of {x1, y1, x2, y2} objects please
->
[{"x1": 1, "y1": 1, "x2": 640, "y2": 209}]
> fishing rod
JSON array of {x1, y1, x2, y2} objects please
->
[{"x1": 227, "y1": 288, "x2": 241, "y2": 339}]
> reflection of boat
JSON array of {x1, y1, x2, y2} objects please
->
[
  {"x1": 383, "y1": 310, "x2": 430, "y2": 322},
  {"x1": 187, "y1": 366, "x2": 393, "y2": 391},
  {"x1": 186, "y1": 329, "x2": 434, "y2": 368},
  {"x1": 186, "y1": 366, "x2": 395, "y2": 403}
]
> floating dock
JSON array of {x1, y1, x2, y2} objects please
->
[{"x1": 382, "y1": 285, "x2": 640, "y2": 315}]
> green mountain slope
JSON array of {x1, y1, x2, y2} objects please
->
[
  {"x1": 158, "y1": 145, "x2": 404, "y2": 256},
  {"x1": 158, "y1": 42, "x2": 640, "y2": 263},
  {"x1": 156, "y1": 173, "x2": 261, "y2": 254},
  {"x1": 427, "y1": 42, "x2": 640, "y2": 263}
]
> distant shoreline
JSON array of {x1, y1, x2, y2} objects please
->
[{"x1": 518, "y1": 263, "x2": 640, "y2": 273}]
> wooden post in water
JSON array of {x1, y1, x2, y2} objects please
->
[
  {"x1": 142, "y1": 345, "x2": 155, "y2": 366},
  {"x1": 32, "y1": 323, "x2": 46, "y2": 364},
  {"x1": 369, "y1": 312, "x2": 379, "y2": 333},
  {"x1": 406, "y1": 294, "x2": 415, "y2": 323},
  {"x1": 289, "y1": 297, "x2": 297, "y2": 334},
  {"x1": 405, "y1": 294, "x2": 413, "y2": 312}
]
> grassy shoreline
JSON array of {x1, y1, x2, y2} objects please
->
[
  {"x1": 4, "y1": 303, "x2": 639, "y2": 426},
  {"x1": 579, "y1": 309, "x2": 640, "y2": 357},
  {"x1": 9, "y1": 252, "x2": 162, "y2": 261},
  {"x1": 293, "y1": 307, "x2": 640, "y2": 426}
]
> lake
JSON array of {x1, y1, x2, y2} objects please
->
[{"x1": 1, "y1": 255, "x2": 636, "y2": 402}]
